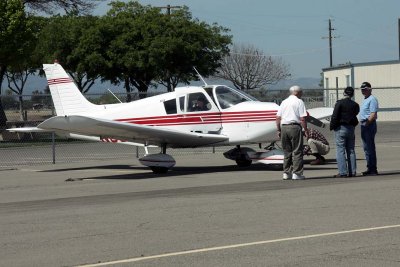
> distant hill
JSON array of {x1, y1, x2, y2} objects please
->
[
  {"x1": 191, "y1": 76, "x2": 322, "y2": 90},
  {"x1": 268, "y1": 77, "x2": 322, "y2": 90}
]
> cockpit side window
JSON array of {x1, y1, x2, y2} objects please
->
[
  {"x1": 188, "y1": 92, "x2": 211, "y2": 112},
  {"x1": 215, "y1": 86, "x2": 257, "y2": 109},
  {"x1": 164, "y1": 98, "x2": 177, "y2": 114}
]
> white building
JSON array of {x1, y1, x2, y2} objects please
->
[{"x1": 322, "y1": 60, "x2": 400, "y2": 121}]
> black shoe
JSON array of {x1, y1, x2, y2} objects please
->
[
  {"x1": 310, "y1": 158, "x2": 325, "y2": 165},
  {"x1": 333, "y1": 174, "x2": 348, "y2": 178},
  {"x1": 362, "y1": 170, "x2": 378, "y2": 176}
]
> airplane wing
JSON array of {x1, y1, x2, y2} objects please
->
[
  {"x1": 7, "y1": 127, "x2": 48, "y2": 133},
  {"x1": 307, "y1": 107, "x2": 334, "y2": 120},
  {"x1": 306, "y1": 107, "x2": 334, "y2": 128},
  {"x1": 7, "y1": 127, "x2": 157, "y2": 147},
  {"x1": 34, "y1": 115, "x2": 228, "y2": 148}
]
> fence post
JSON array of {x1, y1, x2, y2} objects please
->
[{"x1": 52, "y1": 132, "x2": 56, "y2": 164}]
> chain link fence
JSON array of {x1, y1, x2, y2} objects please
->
[{"x1": 0, "y1": 87, "x2": 397, "y2": 167}]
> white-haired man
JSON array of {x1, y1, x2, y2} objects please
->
[{"x1": 276, "y1": 85, "x2": 309, "y2": 180}]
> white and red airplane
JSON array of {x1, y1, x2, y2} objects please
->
[{"x1": 9, "y1": 63, "x2": 332, "y2": 173}]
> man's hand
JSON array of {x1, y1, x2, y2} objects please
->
[{"x1": 304, "y1": 129, "x2": 309, "y2": 139}]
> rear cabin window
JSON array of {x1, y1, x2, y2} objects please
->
[
  {"x1": 179, "y1": 96, "x2": 185, "y2": 112},
  {"x1": 164, "y1": 99, "x2": 177, "y2": 114}
]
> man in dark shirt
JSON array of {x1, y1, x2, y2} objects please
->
[{"x1": 330, "y1": 86, "x2": 360, "y2": 177}]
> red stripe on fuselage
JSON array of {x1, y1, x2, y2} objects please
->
[{"x1": 115, "y1": 110, "x2": 278, "y2": 126}]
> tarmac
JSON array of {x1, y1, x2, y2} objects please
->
[{"x1": 1, "y1": 121, "x2": 400, "y2": 266}]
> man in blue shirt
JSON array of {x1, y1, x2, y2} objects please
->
[{"x1": 359, "y1": 82, "x2": 379, "y2": 176}]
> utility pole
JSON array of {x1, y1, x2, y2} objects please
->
[
  {"x1": 322, "y1": 18, "x2": 339, "y2": 67},
  {"x1": 155, "y1": 4, "x2": 182, "y2": 92},
  {"x1": 157, "y1": 4, "x2": 182, "y2": 15}
]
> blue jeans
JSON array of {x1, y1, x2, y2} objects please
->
[
  {"x1": 361, "y1": 121, "x2": 377, "y2": 172},
  {"x1": 335, "y1": 125, "x2": 356, "y2": 176}
]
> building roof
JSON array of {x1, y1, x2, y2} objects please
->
[{"x1": 322, "y1": 59, "x2": 400, "y2": 72}]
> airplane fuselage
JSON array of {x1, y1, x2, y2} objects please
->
[{"x1": 82, "y1": 86, "x2": 279, "y2": 147}]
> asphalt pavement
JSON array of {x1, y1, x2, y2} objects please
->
[{"x1": 1, "y1": 121, "x2": 400, "y2": 266}]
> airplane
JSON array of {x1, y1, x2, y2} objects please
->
[{"x1": 9, "y1": 63, "x2": 333, "y2": 173}]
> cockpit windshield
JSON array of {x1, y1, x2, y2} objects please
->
[{"x1": 214, "y1": 86, "x2": 258, "y2": 109}]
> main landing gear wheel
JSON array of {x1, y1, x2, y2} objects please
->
[
  {"x1": 235, "y1": 158, "x2": 252, "y2": 167},
  {"x1": 150, "y1": 166, "x2": 169, "y2": 174}
]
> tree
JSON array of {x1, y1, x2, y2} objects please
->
[
  {"x1": 103, "y1": 1, "x2": 165, "y2": 100},
  {"x1": 0, "y1": 0, "x2": 33, "y2": 126},
  {"x1": 153, "y1": 7, "x2": 231, "y2": 92},
  {"x1": 77, "y1": 1, "x2": 169, "y2": 101},
  {"x1": 35, "y1": 15, "x2": 100, "y2": 93},
  {"x1": 77, "y1": 0, "x2": 232, "y2": 101},
  {"x1": 5, "y1": 16, "x2": 46, "y2": 121},
  {"x1": 5, "y1": 67, "x2": 36, "y2": 120},
  {"x1": 23, "y1": 0, "x2": 101, "y2": 14},
  {"x1": 1, "y1": 90, "x2": 18, "y2": 110},
  {"x1": 215, "y1": 43, "x2": 291, "y2": 90}
]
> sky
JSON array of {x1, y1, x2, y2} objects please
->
[{"x1": 94, "y1": 0, "x2": 400, "y2": 79}]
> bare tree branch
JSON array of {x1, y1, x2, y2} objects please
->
[
  {"x1": 215, "y1": 43, "x2": 291, "y2": 90},
  {"x1": 23, "y1": 0, "x2": 101, "y2": 14}
]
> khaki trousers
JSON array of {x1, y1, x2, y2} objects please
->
[
  {"x1": 308, "y1": 138, "x2": 330, "y2": 155},
  {"x1": 281, "y1": 124, "x2": 303, "y2": 175}
]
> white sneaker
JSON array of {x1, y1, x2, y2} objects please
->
[
  {"x1": 283, "y1": 173, "x2": 292, "y2": 180},
  {"x1": 292, "y1": 173, "x2": 305, "y2": 180}
]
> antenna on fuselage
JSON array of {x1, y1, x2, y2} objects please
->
[
  {"x1": 107, "y1": 88, "x2": 122, "y2": 103},
  {"x1": 193, "y1": 67, "x2": 208, "y2": 86}
]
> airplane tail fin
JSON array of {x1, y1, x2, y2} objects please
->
[{"x1": 43, "y1": 63, "x2": 97, "y2": 116}]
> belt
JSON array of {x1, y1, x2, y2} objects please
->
[{"x1": 282, "y1": 123, "x2": 300, "y2": 126}]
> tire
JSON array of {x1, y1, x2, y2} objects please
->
[
  {"x1": 150, "y1": 166, "x2": 169, "y2": 174},
  {"x1": 235, "y1": 159, "x2": 252, "y2": 167}
]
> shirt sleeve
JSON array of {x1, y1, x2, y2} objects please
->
[
  {"x1": 370, "y1": 97, "x2": 379, "y2": 113},
  {"x1": 299, "y1": 100, "x2": 307, "y2": 117}
]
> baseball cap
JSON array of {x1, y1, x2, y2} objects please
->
[{"x1": 360, "y1": 82, "x2": 371, "y2": 89}]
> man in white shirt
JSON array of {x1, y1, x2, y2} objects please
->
[{"x1": 276, "y1": 85, "x2": 309, "y2": 180}]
